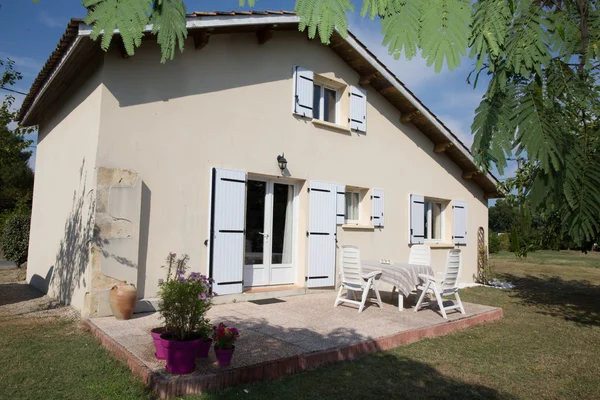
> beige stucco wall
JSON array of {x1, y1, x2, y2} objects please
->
[
  {"x1": 27, "y1": 62, "x2": 103, "y2": 311},
  {"x1": 93, "y1": 31, "x2": 488, "y2": 300}
]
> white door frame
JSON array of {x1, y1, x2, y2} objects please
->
[{"x1": 244, "y1": 174, "x2": 299, "y2": 288}]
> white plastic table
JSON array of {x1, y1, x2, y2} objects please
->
[{"x1": 361, "y1": 260, "x2": 434, "y2": 311}]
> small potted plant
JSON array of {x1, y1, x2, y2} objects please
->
[
  {"x1": 195, "y1": 318, "x2": 213, "y2": 358},
  {"x1": 158, "y1": 253, "x2": 214, "y2": 374},
  {"x1": 212, "y1": 323, "x2": 240, "y2": 367}
]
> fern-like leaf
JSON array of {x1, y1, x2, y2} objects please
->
[
  {"x1": 511, "y1": 80, "x2": 563, "y2": 173},
  {"x1": 360, "y1": 0, "x2": 394, "y2": 20},
  {"x1": 83, "y1": 0, "x2": 152, "y2": 56},
  {"x1": 469, "y1": 0, "x2": 511, "y2": 71},
  {"x1": 380, "y1": 0, "x2": 422, "y2": 61},
  {"x1": 419, "y1": 0, "x2": 471, "y2": 72},
  {"x1": 295, "y1": 0, "x2": 354, "y2": 43},
  {"x1": 562, "y1": 146, "x2": 600, "y2": 243},
  {"x1": 504, "y1": 5, "x2": 552, "y2": 78},
  {"x1": 150, "y1": 0, "x2": 187, "y2": 63},
  {"x1": 471, "y1": 82, "x2": 515, "y2": 174}
]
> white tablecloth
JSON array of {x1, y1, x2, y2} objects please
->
[{"x1": 361, "y1": 261, "x2": 434, "y2": 297}]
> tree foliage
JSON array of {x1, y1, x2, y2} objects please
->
[
  {"x1": 1, "y1": 213, "x2": 30, "y2": 267},
  {"x1": 81, "y1": 1, "x2": 600, "y2": 247},
  {"x1": 0, "y1": 59, "x2": 34, "y2": 216}
]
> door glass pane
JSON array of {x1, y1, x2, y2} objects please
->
[
  {"x1": 245, "y1": 180, "x2": 266, "y2": 265},
  {"x1": 432, "y1": 202, "x2": 442, "y2": 239},
  {"x1": 313, "y1": 84, "x2": 321, "y2": 120},
  {"x1": 324, "y1": 88, "x2": 336, "y2": 123},
  {"x1": 272, "y1": 183, "x2": 294, "y2": 264}
]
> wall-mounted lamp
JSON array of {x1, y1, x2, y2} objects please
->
[{"x1": 277, "y1": 153, "x2": 288, "y2": 172}]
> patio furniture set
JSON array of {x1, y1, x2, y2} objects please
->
[{"x1": 334, "y1": 245, "x2": 466, "y2": 319}]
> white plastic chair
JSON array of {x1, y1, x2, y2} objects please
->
[
  {"x1": 409, "y1": 244, "x2": 431, "y2": 266},
  {"x1": 392, "y1": 245, "x2": 431, "y2": 310},
  {"x1": 414, "y1": 249, "x2": 465, "y2": 319},
  {"x1": 334, "y1": 245, "x2": 383, "y2": 313}
]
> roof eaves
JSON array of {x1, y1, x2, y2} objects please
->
[{"x1": 340, "y1": 30, "x2": 500, "y2": 189}]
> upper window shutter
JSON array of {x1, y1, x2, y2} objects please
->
[
  {"x1": 350, "y1": 85, "x2": 367, "y2": 132},
  {"x1": 336, "y1": 184, "x2": 345, "y2": 225},
  {"x1": 293, "y1": 66, "x2": 314, "y2": 118},
  {"x1": 372, "y1": 189, "x2": 384, "y2": 227},
  {"x1": 453, "y1": 200, "x2": 467, "y2": 245},
  {"x1": 410, "y1": 194, "x2": 425, "y2": 244}
]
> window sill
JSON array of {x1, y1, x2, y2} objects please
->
[
  {"x1": 312, "y1": 119, "x2": 351, "y2": 133},
  {"x1": 342, "y1": 224, "x2": 375, "y2": 230},
  {"x1": 426, "y1": 243, "x2": 455, "y2": 249}
]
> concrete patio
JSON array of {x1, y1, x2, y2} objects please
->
[{"x1": 85, "y1": 291, "x2": 502, "y2": 398}]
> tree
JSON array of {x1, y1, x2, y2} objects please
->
[
  {"x1": 489, "y1": 199, "x2": 515, "y2": 233},
  {"x1": 80, "y1": 1, "x2": 599, "y2": 247},
  {"x1": 0, "y1": 59, "x2": 34, "y2": 217}
]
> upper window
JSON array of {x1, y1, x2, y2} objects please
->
[
  {"x1": 424, "y1": 200, "x2": 444, "y2": 241},
  {"x1": 345, "y1": 191, "x2": 360, "y2": 223},
  {"x1": 313, "y1": 84, "x2": 338, "y2": 124}
]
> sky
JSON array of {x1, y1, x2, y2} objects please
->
[{"x1": 0, "y1": 0, "x2": 517, "y2": 191}]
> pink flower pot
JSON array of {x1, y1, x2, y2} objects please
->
[
  {"x1": 197, "y1": 339, "x2": 212, "y2": 358},
  {"x1": 160, "y1": 334, "x2": 201, "y2": 374},
  {"x1": 214, "y1": 346, "x2": 235, "y2": 368},
  {"x1": 151, "y1": 327, "x2": 168, "y2": 360}
]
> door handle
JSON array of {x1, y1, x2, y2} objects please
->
[{"x1": 258, "y1": 232, "x2": 269, "y2": 238}]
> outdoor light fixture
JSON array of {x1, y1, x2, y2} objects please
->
[{"x1": 277, "y1": 153, "x2": 287, "y2": 171}]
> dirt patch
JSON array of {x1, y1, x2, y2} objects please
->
[{"x1": 0, "y1": 267, "x2": 26, "y2": 283}]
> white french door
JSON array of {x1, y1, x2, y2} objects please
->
[{"x1": 244, "y1": 178, "x2": 296, "y2": 287}]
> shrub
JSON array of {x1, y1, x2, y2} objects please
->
[
  {"x1": 1, "y1": 213, "x2": 30, "y2": 267},
  {"x1": 498, "y1": 233, "x2": 511, "y2": 251},
  {"x1": 489, "y1": 232, "x2": 501, "y2": 253},
  {"x1": 158, "y1": 253, "x2": 214, "y2": 340}
]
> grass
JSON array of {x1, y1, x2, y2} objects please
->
[{"x1": 1, "y1": 250, "x2": 599, "y2": 399}]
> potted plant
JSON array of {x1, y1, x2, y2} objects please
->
[
  {"x1": 195, "y1": 318, "x2": 213, "y2": 358},
  {"x1": 212, "y1": 323, "x2": 240, "y2": 367},
  {"x1": 158, "y1": 253, "x2": 214, "y2": 374}
]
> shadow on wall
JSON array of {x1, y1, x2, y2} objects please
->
[
  {"x1": 500, "y1": 273, "x2": 600, "y2": 327},
  {"x1": 31, "y1": 159, "x2": 150, "y2": 306},
  {"x1": 136, "y1": 182, "x2": 152, "y2": 297},
  {"x1": 43, "y1": 159, "x2": 95, "y2": 305},
  {"x1": 199, "y1": 313, "x2": 512, "y2": 399}
]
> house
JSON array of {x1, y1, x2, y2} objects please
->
[{"x1": 19, "y1": 11, "x2": 501, "y2": 317}]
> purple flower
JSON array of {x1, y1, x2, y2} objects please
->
[
  {"x1": 177, "y1": 276, "x2": 186, "y2": 283},
  {"x1": 189, "y1": 272, "x2": 201, "y2": 280},
  {"x1": 198, "y1": 293, "x2": 207, "y2": 301},
  {"x1": 176, "y1": 269, "x2": 185, "y2": 277}
]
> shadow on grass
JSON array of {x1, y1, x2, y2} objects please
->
[
  {"x1": 0, "y1": 283, "x2": 43, "y2": 307},
  {"x1": 500, "y1": 273, "x2": 600, "y2": 326}
]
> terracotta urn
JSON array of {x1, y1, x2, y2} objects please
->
[{"x1": 108, "y1": 281, "x2": 137, "y2": 320}]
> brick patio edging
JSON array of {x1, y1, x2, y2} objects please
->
[{"x1": 81, "y1": 307, "x2": 503, "y2": 398}]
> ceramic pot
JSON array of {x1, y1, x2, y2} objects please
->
[
  {"x1": 197, "y1": 339, "x2": 212, "y2": 358},
  {"x1": 160, "y1": 333, "x2": 201, "y2": 374},
  {"x1": 214, "y1": 346, "x2": 235, "y2": 368},
  {"x1": 151, "y1": 327, "x2": 168, "y2": 360},
  {"x1": 108, "y1": 281, "x2": 137, "y2": 320}
]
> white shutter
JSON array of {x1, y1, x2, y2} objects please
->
[
  {"x1": 350, "y1": 85, "x2": 367, "y2": 132},
  {"x1": 372, "y1": 189, "x2": 384, "y2": 227},
  {"x1": 410, "y1": 194, "x2": 425, "y2": 244},
  {"x1": 210, "y1": 168, "x2": 246, "y2": 295},
  {"x1": 336, "y1": 184, "x2": 346, "y2": 225},
  {"x1": 293, "y1": 66, "x2": 314, "y2": 118},
  {"x1": 308, "y1": 181, "x2": 337, "y2": 288},
  {"x1": 453, "y1": 200, "x2": 467, "y2": 245}
]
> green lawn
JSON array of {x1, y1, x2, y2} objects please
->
[{"x1": 1, "y1": 251, "x2": 599, "y2": 399}]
